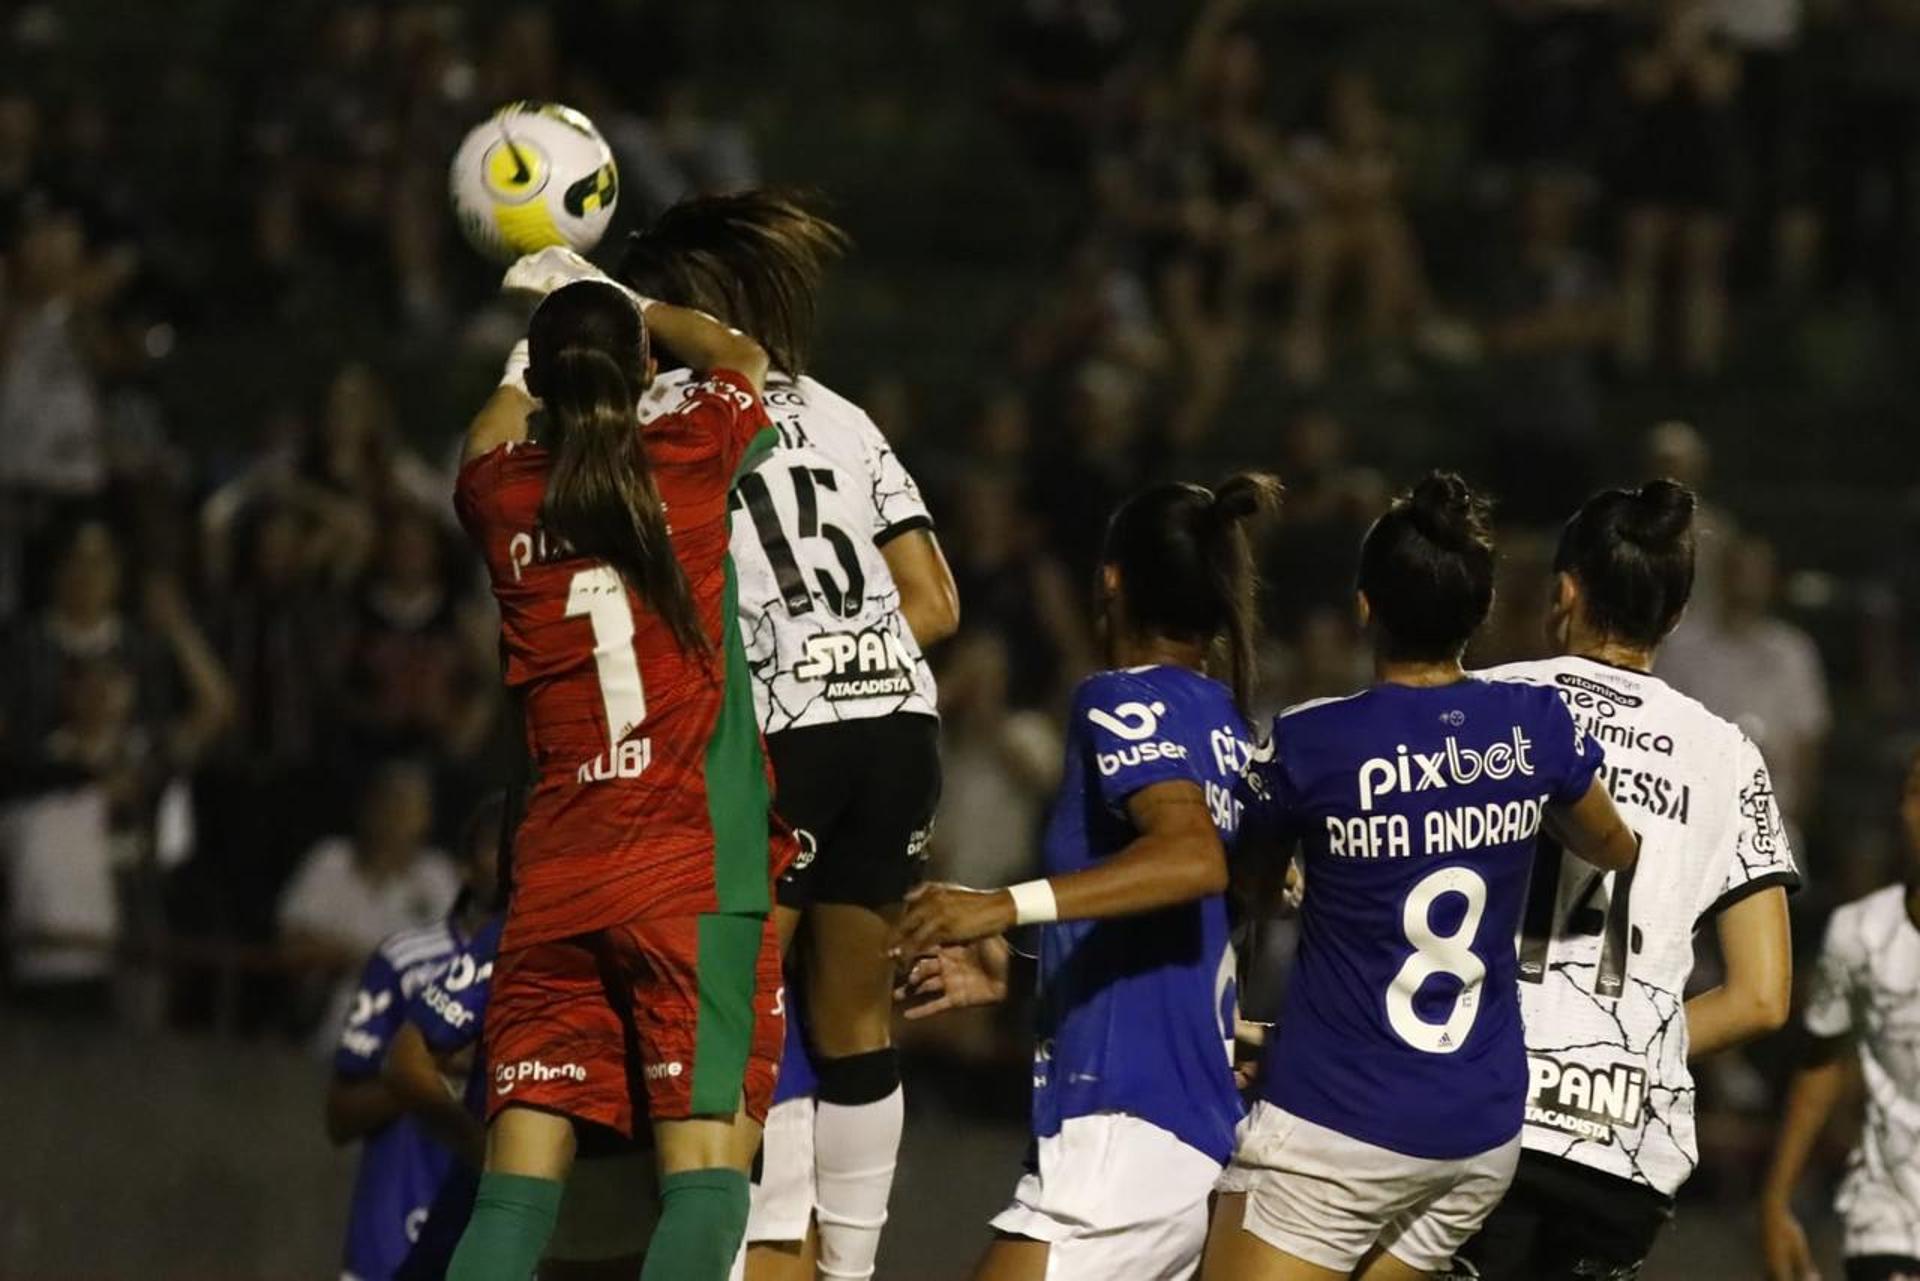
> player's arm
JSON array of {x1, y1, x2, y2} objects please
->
[
  {"x1": 891, "y1": 780, "x2": 1226, "y2": 952},
  {"x1": 383, "y1": 1021, "x2": 485, "y2": 1168},
  {"x1": 1686, "y1": 885, "x2": 1793, "y2": 1059},
  {"x1": 642, "y1": 301, "x2": 769, "y2": 393},
  {"x1": 1759, "y1": 1033, "x2": 1856, "y2": 1281},
  {"x1": 463, "y1": 383, "x2": 535, "y2": 464},
  {"x1": 1545, "y1": 777, "x2": 1641, "y2": 872},
  {"x1": 881, "y1": 529, "x2": 960, "y2": 648},
  {"x1": 325, "y1": 1073, "x2": 407, "y2": 1146}
]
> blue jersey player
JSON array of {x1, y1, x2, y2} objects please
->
[
  {"x1": 383, "y1": 898, "x2": 822, "y2": 1281},
  {"x1": 895, "y1": 475, "x2": 1280, "y2": 1281},
  {"x1": 1203, "y1": 475, "x2": 1640, "y2": 1281},
  {"x1": 326, "y1": 798, "x2": 498, "y2": 1281}
]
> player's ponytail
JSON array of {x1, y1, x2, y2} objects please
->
[
  {"x1": 617, "y1": 188, "x2": 848, "y2": 376},
  {"x1": 1554, "y1": 479, "x2": 1698, "y2": 649},
  {"x1": 1359, "y1": 470, "x2": 1496, "y2": 662},
  {"x1": 1103, "y1": 473, "x2": 1283, "y2": 714},
  {"x1": 528, "y1": 281, "x2": 709, "y2": 656}
]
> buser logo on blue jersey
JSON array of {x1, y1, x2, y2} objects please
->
[
  {"x1": 1357, "y1": 728, "x2": 1537, "y2": 811},
  {"x1": 1089, "y1": 700, "x2": 1190, "y2": 777}
]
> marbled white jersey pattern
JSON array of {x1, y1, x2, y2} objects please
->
[
  {"x1": 1806, "y1": 884, "x2": 1920, "y2": 1260},
  {"x1": 1482, "y1": 656, "x2": 1799, "y2": 1197},
  {"x1": 641, "y1": 370, "x2": 939, "y2": 734}
]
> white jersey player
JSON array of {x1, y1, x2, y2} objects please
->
[
  {"x1": 1460, "y1": 481, "x2": 1798, "y2": 1281},
  {"x1": 502, "y1": 192, "x2": 960, "y2": 1281},
  {"x1": 1762, "y1": 750, "x2": 1920, "y2": 1281}
]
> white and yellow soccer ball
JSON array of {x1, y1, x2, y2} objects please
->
[{"x1": 449, "y1": 102, "x2": 619, "y2": 264}]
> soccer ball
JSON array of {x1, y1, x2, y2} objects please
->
[{"x1": 449, "y1": 102, "x2": 619, "y2": 264}]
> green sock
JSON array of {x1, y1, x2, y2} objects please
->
[
  {"x1": 640, "y1": 1167, "x2": 751, "y2": 1281},
  {"x1": 446, "y1": 1172, "x2": 564, "y2": 1281}
]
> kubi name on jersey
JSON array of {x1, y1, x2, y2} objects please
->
[
  {"x1": 577, "y1": 737, "x2": 651, "y2": 785},
  {"x1": 1356, "y1": 729, "x2": 1537, "y2": 811},
  {"x1": 1526, "y1": 1056, "x2": 1647, "y2": 1142},
  {"x1": 794, "y1": 627, "x2": 916, "y2": 700},
  {"x1": 1326, "y1": 793, "x2": 1549, "y2": 860}
]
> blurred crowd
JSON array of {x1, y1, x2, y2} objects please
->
[{"x1": 2, "y1": 0, "x2": 1919, "y2": 1221}]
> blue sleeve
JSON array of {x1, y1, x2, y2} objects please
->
[
  {"x1": 1537, "y1": 688, "x2": 1604, "y2": 805},
  {"x1": 1076, "y1": 672, "x2": 1205, "y2": 812},
  {"x1": 333, "y1": 952, "x2": 403, "y2": 1078},
  {"x1": 1235, "y1": 722, "x2": 1302, "y2": 848},
  {"x1": 405, "y1": 947, "x2": 491, "y2": 1056}
]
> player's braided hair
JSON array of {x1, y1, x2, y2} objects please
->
[
  {"x1": 617, "y1": 189, "x2": 849, "y2": 377},
  {"x1": 526, "y1": 280, "x2": 709, "y2": 657},
  {"x1": 1103, "y1": 473, "x2": 1283, "y2": 715}
]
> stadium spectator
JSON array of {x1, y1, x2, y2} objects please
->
[
  {"x1": 929, "y1": 630, "x2": 1061, "y2": 891},
  {"x1": 1283, "y1": 69, "x2": 1452, "y2": 385},
  {"x1": 1480, "y1": 172, "x2": 1613, "y2": 525},
  {"x1": 1478, "y1": 0, "x2": 1617, "y2": 182},
  {"x1": 3, "y1": 659, "x2": 134, "y2": 1016},
  {"x1": 338, "y1": 503, "x2": 495, "y2": 763},
  {"x1": 947, "y1": 469, "x2": 1093, "y2": 710},
  {"x1": 1257, "y1": 406, "x2": 1385, "y2": 639},
  {"x1": 278, "y1": 761, "x2": 458, "y2": 1046},
  {"x1": 2, "y1": 520, "x2": 228, "y2": 750},
  {"x1": 997, "y1": 0, "x2": 1134, "y2": 174},
  {"x1": 1659, "y1": 533, "x2": 1832, "y2": 829},
  {"x1": 1715, "y1": 0, "x2": 1819, "y2": 291},
  {"x1": 1823, "y1": 0, "x2": 1920, "y2": 315},
  {"x1": 1611, "y1": 0, "x2": 1742, "y2": 376}
]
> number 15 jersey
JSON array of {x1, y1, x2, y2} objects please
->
[
  {"x1": 1248, "y1": 679, "x2": 1603, "y2": 1160},
  {"x1": 641, "y1": 370, "x2": 938, "y2": 735},
  {"x1": 456, "y1": 370, "x2": 791, "y2": 951},
  {"x1": 1483, "y1": 656, "x2": 1799, "y2": 1197}
]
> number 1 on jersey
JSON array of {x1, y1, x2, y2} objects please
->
[{"x1": 566, "y1": 566, "x2": 647, "y2": 749}]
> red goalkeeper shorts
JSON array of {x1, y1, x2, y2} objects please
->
[{"x1": 484, "y1": 911, "x2": 784, "y2": 1135}]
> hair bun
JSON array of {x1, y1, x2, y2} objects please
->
[
  {"x1": 1405, "y1": 471, "x2": 1488, "y2": 552},
  {"x1": 1208, "y1": 472, "x2": 1285, "y2": 530},
  {"x1": 1619, "y1": 479, "x2": 1697, "y2": 549}
]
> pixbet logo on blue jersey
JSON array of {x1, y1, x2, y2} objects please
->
[{"x1": 1356, "y1": 727, "x2": 1539, "y2": 810}]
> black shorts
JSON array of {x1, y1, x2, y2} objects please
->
[
  {"x1": 1848, "y1": 1258, "x2": 1920, "y2": 1281},
  {"x1": 768, "y1": 713, "x2": 941, "y2": 910},
  {"x1": 1451, "y1": 1151, "x2": 1672, "y2": 1281}
]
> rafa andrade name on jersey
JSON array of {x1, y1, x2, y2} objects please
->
[
  {"x1": 794, "y1": 626, "x2": 917, "y2": 701},
  {"x1": 1526, "y1": 1056, "x2": 1648, "y2": 1143}
]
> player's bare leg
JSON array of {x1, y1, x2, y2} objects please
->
[
  {"x1": 967, "y1": 1233, "x2": 1049, "y2": 1281},
  {"x1": 486, "y1": 1106, "x2": 580, "y2": 1180},
  {"x1": 741, "y1": 1220, "x2": 816, "y2": 1281},
  {"x1": 806, "y1": 901, "x2": 906, "y2": 1278},
  {"x1": 1200, "y1": 1192, "x2": 1348, "y2": 1281},
  {"x1": 1353, "y1": 1245, "x2": 1429, "y2": 1281}
]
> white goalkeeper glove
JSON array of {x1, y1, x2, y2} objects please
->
[{"x1": 501, "y1": 246, "x2": 656, "y2": 312}]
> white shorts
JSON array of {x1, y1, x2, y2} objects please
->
[
  {"x1": 990, "y1": 1113, "x2": 1222, "y2": 1281},
  {"x1": 748, "y1": 1095, "x2": 817, "y2": 1244},
  {"x1": 1224, "y1": 1101, "x2": 1520, "y2": 1275},
  {"x1": 548, "y1": 1149, "x2": 658, "y2": 1262}
]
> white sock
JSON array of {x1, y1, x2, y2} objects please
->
[{"x1": 812, "y1": 1086, "x2": 904, "y2": 1280}]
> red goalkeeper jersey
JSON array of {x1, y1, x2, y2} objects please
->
[{"x1": 456, "y1": 369, "x2": 792, "y2": 950}]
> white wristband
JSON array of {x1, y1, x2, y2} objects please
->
[{"x1": 1007, "y1": 879, "x2": 1058, "y2": 927}]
